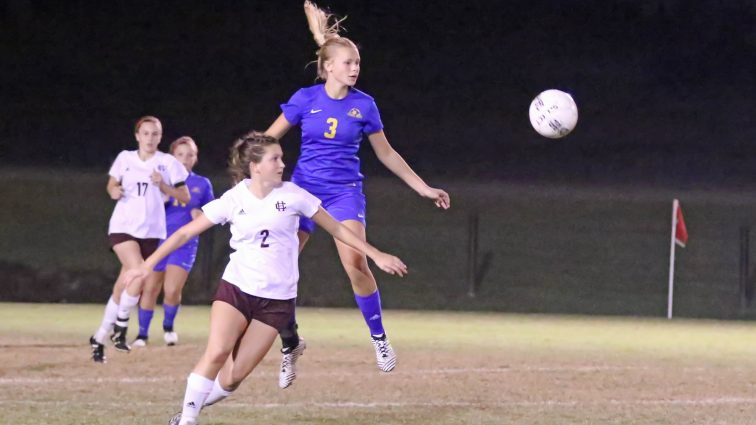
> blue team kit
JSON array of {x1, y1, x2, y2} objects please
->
[{"x1": 281, "y1": 84, "x2": 383, "y2": 232}]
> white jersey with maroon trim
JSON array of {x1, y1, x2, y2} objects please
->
[
  {"x1": 107, "y1": 150, "x2": 188, "y2": 239},
  {"x1": 202, "y1": 180, "x2": 321, "y2": 300}
]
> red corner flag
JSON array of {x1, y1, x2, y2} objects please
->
[
  {"x1": 675, "y1": 203, "x2": 688, "y2": 248},
  {"x1": 668, "y1": 199, "x2": 688, "y2": 319}
]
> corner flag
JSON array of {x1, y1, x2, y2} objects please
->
[
  {"x1": 668, "y1": 199, "x2": 688, "y2": 319},
  {"x1": 675, "y1": 204, "x2": 688, "y2": 248}
]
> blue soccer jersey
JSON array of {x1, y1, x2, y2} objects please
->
[
  {"x1": 281, "y1": 84, "x2": 384, "y2": 186},
  {"x1": 164, "y1": 172, "x2": 215, "y2": 244}
]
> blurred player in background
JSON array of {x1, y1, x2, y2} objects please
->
[
  {"x1": 122, "y1": 132, "x2": 407, "y2": 425},
  {"x1": 89, "y1": 116, "x2": 190, "y2": 362},
  {"x1": 132, "y1": 136, "x2": 215, "y2": 348},
  {"x1": 264, "y1": 0, "x2": 450, "y2": 387}
]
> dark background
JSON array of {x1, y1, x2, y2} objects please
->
[{"x1": 3, "y1": 0, "x2": 755, "y2": 186}]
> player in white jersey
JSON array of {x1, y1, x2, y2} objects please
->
[
  {"x1": 89, "y1": 116, "x2": 190, "y2": 363},
  {"x1": 123, "y1": 132, "x2": 407, "y2": 425}
]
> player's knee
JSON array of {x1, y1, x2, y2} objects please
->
[
  {"x1": 163, "y1": 287, "x2": 182, "y2": 304},
  {"x1": 204, "y1": 347, "x2": 232, "y2": 366}
]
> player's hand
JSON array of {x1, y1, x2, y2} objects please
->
[
  {"x1": 122, "y1": 267, "x2": 149, "y2": 287},
  {"x1": 151, "y1": 170, "x2": 163, "y2": 185},
  {"x1": 422, "y1": 187, "x2": 450, "y2": 210},
  {"x1": 109, "y1": 184, "x2": 124, "y2": 200},
  {"x1": 373, "y1": 252, "x2": 408, "y2": 277}
]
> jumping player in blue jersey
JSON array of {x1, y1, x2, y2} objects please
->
[
  {"x1": 265, "y1": 0, "x2": 450, "y2": 388},
  {"x1": 132, "y1": 136, "x2": 215, "y2": 347}
]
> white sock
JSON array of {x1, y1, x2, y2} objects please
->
[
  {"x1": 116, "y1": 292, "x2": 140, "y2": 326},
  {"x1": 180, "y1": 373, "x2": 213, "y2": 424},
  {"x1": 203, "y1": 376, "x2": 234, "y2": 407},
  {"x1": 94, "y1": 296, "x2": 118, "y2": 343}
]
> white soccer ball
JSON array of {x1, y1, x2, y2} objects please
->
[{"x1": 528, "y1": 89, "x2": 578, "y2": 138}]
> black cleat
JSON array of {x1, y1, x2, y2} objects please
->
[
  {"x1": 110, "y1": 324, "x2": 131, "y2": 352},
  {"x1": 90, "y1": 336, "x2": 106, "y2": 363}
]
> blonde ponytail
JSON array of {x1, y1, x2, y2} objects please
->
[
  {"x1": 303, "y1": 1, "x2": 358, "y2": 81},
  {"x1": 303, "y1": 0, "x2": 344, "y2": 46}
]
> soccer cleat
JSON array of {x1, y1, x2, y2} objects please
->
[
  {"x1": 110, "y1": 324, "x2": 131, "y2": 352},
  {"x1": 90, "y1": 336, "x2": 106, "y2": 363},
  {"x1": 371, "y1": 334, "x2": 397, "y2": 372},
  {"x1": 132, "y1": 336, "x2": 148, "y2": 348},
  {"x1": 278, "y1": 338, "x2": 306, "y2": 389},
  {"x1": 164, "y1": 331, "x2": 179, "y2": 346},
  {"x1": 167, "y1": 411, "x2": 185, "y2": 425}
]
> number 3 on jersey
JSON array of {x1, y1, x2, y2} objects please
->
[{"x1": 324, "y1": 117, "x2": 338, "y2": 139}]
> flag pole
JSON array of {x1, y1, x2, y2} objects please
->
[{"x1": 667, "y1": 199, "x2": 679, "y2": 319}]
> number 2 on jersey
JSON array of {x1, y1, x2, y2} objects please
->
[
  {"x1": 260, "y1": 229, "x2": 270, "y2": 248},
  {"x1": 324, "y1": 117, "x2": 338, "y2": 139}
]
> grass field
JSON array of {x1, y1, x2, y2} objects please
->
[
  {"x1": 4, "y1": 167, "x2": 756, "y2": 318},
  {"x1": 1, "y1": 303, "x2": 755, "y2": 425}
]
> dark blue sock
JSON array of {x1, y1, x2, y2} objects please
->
[
  {"x1": 137, "y1": 307, "x2": 154, "y2": 339},
  {"x1": 354, "y1": 290, "x2": 385, "y2": 336},
  {"x1": 163, "y1": 303, "x2": 180, "y2": 331}
]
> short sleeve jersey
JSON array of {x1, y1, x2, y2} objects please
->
[
  {"x1": 107, "y1": 150, "x2": 189, "y2": 239},
  {"x1": 281, "y1": 84, "x2": 384, "y2": 185},
  {"x1": 202, "y1": 181, "x2": 321, "y2": 300},
  {"x1": 164, "y1": 172, "x2": 215, "y2": 243}
]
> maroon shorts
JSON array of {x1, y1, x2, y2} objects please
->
[
  {"x1": 108, "y1": 233, "x2": 160, "y2": 259},
  {"x1": 213, "y1": 279, "x2": 295, "y2": 331}
]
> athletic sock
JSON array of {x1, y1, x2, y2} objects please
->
[
  {"x1": 116, "y1": 292, "x2": 140, "y2": 324},
  {"x1": 354, "y1": 290, "x2": 385, "y2": 337},
  {"x1": 180, "y1": 373, "x2": 213, "y2": 424},
  {"x1": 137, "y1": 307, "x2": 154, "y2": 339},
  {"x1": 163, "y1": 303, "x2": 180, "y2": 331},
  {"x1": 203, "y1": 376, "x2": 234, "y2": 407},
  {"x1": 94, "y1": 296, "x2": 118, "y2": 343}
]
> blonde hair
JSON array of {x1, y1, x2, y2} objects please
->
[
  {"x1": 228, "y1": 131, "x2": 280, "y2": 184},
  {"x1": 304, "y1": 0, "x2": 358, "y2": 80},
  {"x1": 169, "y1": 136, "x2": 198, "y2": 155},
  {"x1": 134, "y1": 116, "x2": 161, "y2": 134}
]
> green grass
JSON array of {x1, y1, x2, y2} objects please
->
[
  {"x1": 2, "y1": 303, "x2": 756, "y2": 424},
  {"x1": 2, "y1": 303, "x2": 755, "y2": 363}
]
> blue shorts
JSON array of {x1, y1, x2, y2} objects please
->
[
  {"x1": 292, "y1": 177, "x2": 366, "y2": 234},
  {"x1": 154, "y1": 238, "x2": 198, "y2": 272}
]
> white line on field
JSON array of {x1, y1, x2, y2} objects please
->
[
  {"x1": 0, "y1": 398, "x2": 754, "y2": 408},
  {"x1": 0, "y1": 365, "x2": 655, "y2": 385}
]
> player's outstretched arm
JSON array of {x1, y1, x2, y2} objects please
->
[
  {"x1": 122, "y1": 215, "x2": 215, "y2": 285},
  {"x1": 311, "y1": 207, "x2": 408, "y2": 277},
  {"x1": 367, "y1": 131, "x2": 450, "y2": 210}
]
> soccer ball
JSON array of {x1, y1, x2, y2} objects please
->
[{"x1": 528, "y1": 89, "x2": 578, "y2": 138}]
